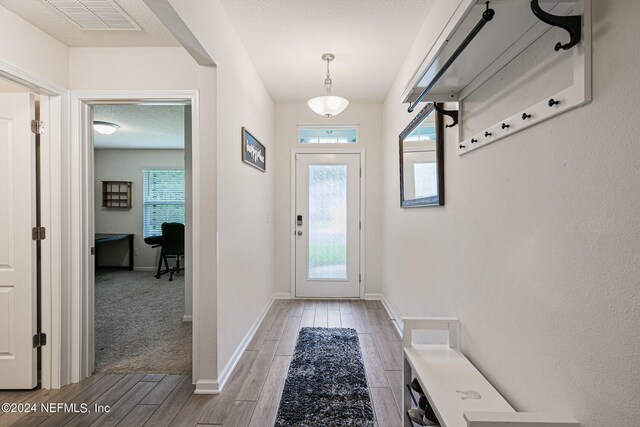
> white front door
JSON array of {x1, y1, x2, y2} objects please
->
[
  {"x1": 0, "y1": 93, "x2": 38, "y2": 389},
  {"x1": 295, "y1": 153, "x2": 361, "y2": 298}
]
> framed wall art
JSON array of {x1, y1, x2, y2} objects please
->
[{"x1": 241, "y1": 127, "x2": 266, "y2": 172}]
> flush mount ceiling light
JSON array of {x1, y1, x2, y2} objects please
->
[
  {"x1": 307, "y1": 53, "x2": 349, "y2": 118},
  {"x1": 93, "y1": 121, "x2": 120, "y2": 135}
]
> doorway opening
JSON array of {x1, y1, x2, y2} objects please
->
[
  {"x1": 91, "y1": 104, "x2": 191, "y2": 374},
  {"x1": 293, "y1": 151, "x2": 364, "y2": 298}
]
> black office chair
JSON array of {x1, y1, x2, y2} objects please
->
[
  {"x1": 157, "y1": 222, "x2": 185, "y2": 281},
  {"x1": 144, "y1": 234, "x2": 166, "y2": 279}
]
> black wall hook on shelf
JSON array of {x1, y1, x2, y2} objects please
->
[
  {"x1": 530, "y1": 0, "x2": 582, "y2": 51},
  {"x1": 433, "y1": 103, "x2": 459, "y2": 128}
]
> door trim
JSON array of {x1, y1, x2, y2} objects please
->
[
  {"x1": 0, "y1": 59, "x2": 65, "y2": 390},
  {"x1": 69, "y1": 90, "x2": 201, "y2": 384},
  {"x1": 290, "y1": 148, "x2": 366, "y2": 299}
]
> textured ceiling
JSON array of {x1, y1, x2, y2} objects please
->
[
  {"x1": 219, "y1": 0, "x2": 435, "y2": 103},
  {"x1": 93, "y1": 104, "x2": 185, "y2": 150},
  {"x1": 0, "y1": 0, "x2": 180, "y2": 47}
]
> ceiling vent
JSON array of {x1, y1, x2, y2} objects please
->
[{"x1": 41, "y1": 0, "x2": 141, "y2": 30}]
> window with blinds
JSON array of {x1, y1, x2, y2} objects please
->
[
  {"x1": 298, "y1": 125, "x2": 358, "y2": 144},
  {"x1": 142, "y1": 169, "x2": 185, "y2": 237}
]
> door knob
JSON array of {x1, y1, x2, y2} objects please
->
[{"x1": 297, "y1": 231, "x2": 303, "y2": 236}]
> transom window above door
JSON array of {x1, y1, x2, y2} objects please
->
[{"x1": 298, "y1": 125, "x2": 358, "y2": 144}]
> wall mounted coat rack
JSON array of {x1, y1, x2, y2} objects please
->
[
  {"x1": 400, "y1": 0, "x2": 591, "y2": 157},
  {"x1": 407, "y1": 1, "x2": 495, "y2": 113}
]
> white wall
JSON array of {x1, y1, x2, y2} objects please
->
[
  {"x1": 94, "y1": 149, "x2": 184, "y2": 269},
  {"x1": 1, "y1": 1, "x2": 273, "y2": 391},
  {"x1": 69, "y1": 47, "x2": 199, "y2": 90},
  {"x1": 69, "y1": 46, "x2": 217, "y2": 384},
  {"x1": 167, "y1": 0, "x2": 276, "y2": 384},
  {"x1": 381, "y1": 1, "x2": 640, "y2": 426},
  {"x1": 274, "y1": 104, "x2": 383, "y2": 296},
  {"x1": 0, "y1": 6, "x2": 68, "y2": 88},
  {"x1": 0, "y1": 4, "x2": 70, "y2": 390}
]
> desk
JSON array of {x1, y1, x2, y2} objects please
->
[{"x1": 95, "y1": 233, "x2": 134, "y2": 271}]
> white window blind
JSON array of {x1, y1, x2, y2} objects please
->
[{"x1": 143, "y1": 169, "x2": 185, "y2": 237}]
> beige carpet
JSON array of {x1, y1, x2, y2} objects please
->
[{"x1": 95, "y1": 270, "x2": 191, "y2": 374}]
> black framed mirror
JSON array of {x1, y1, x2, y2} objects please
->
[{"x1": 399, "y1": 103, "x2": 444, "y2": 207}]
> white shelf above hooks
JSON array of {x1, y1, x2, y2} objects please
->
[
  {"x1": 458, "y1": 0, "x2": 591, "y2": 155},
  {"x1": 401, "y1": 0, "x2": 592, "y2": 156}
]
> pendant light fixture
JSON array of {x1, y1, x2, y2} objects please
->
[{"x1": 307, "y1": 53, "x2": 349, "y2": 118}]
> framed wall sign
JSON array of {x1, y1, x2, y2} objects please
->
[{"x1": 241, "y1": 127, "x2": 266, "y2": 172}]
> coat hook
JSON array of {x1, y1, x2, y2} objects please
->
[
  {"x1": 522, "y1": 113, "x2": 532, "y2": 120},
  {"x1": 485, "y1": 131, "x2": 492, "y2": 137},
  {"x1": 530, "y1": 0, "x2": 582, "y2": 51},
  {"x1": 459, "y1": 144, "x2": 466, "y2": 149},
  {"x1": 433, "y1": 103, "x2": 459, "y2": 128},
  {"x1": 471, "y1": 138, "x2": 478, "y2": 144},
  {"x1": 501, "y1": 123, "x2": 510, "y2": 129},
  {"x1": 548, "y1": 98, "x2": 560, "y2": 107}
]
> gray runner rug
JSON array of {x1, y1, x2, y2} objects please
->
[{"x1": 275, "y1": 327, "x2": 375, "y2": 427}]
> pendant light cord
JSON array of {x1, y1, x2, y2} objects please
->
[{"x1": 324, "y1": 57, "x2": 332, "y2": 95}]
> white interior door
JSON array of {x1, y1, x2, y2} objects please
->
[
  {"x1": 0, "y1": 93, "x2": 38, "y2": 389},
  {"x1": 295, "y1": 153, "x2": 360, "y2": 298}
]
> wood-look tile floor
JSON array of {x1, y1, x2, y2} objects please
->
[{"x1": 0, "y1": 299, "x2": 402, "y2": 427}]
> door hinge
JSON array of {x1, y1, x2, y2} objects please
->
[
  {"x1": 33, "y1": 332, "x2": 47, "y2": 348},
  {"x1": 32, "y1": 226, "x2": 46, "y2": 241},
  {"x1": 360, "y1": 168, "x2": 362, "y2": 177},
  {"x1": 359, "y1": 273, "x2": 362, "y2": 283},
  {"x1": 31, "y1": 120, "x2": 45, "y2": 135},
  {"x1": 359, "y1": 221, "x2": 362, "y2": 230}
]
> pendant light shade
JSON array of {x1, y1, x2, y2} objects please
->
[
  {"x1": 308, "y1": 53, "x2": 349, "y2": 118},
  {"x1": 307, "y1": 95, "x2": 349, "y2": 118}
]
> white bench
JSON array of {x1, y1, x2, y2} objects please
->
[{"x1": 402, "y1": 317, "x2": 580, "y2": 427}]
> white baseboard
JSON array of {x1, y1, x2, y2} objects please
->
[
  {"x1": 194, "y1": 379, "x2": 220, "y2": 395},
  {"x1": 365, "y1": 293, "x2": 403, "y2": 337},
  {"x1": 379, "y1": 295, "x2": 403, "y2": 337},
  {"x1": 273, "y1": 292, "x2": 292, "y2": 299},
  {"x1": 216, "y1": 293, "x2": 283, "y2": 391},
  {"x1": 133, "y1": 267, "x2": 157, "y2": 272},
  {"x1": 183, "y1": 315, "x2": 193, "y2": 322}
]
